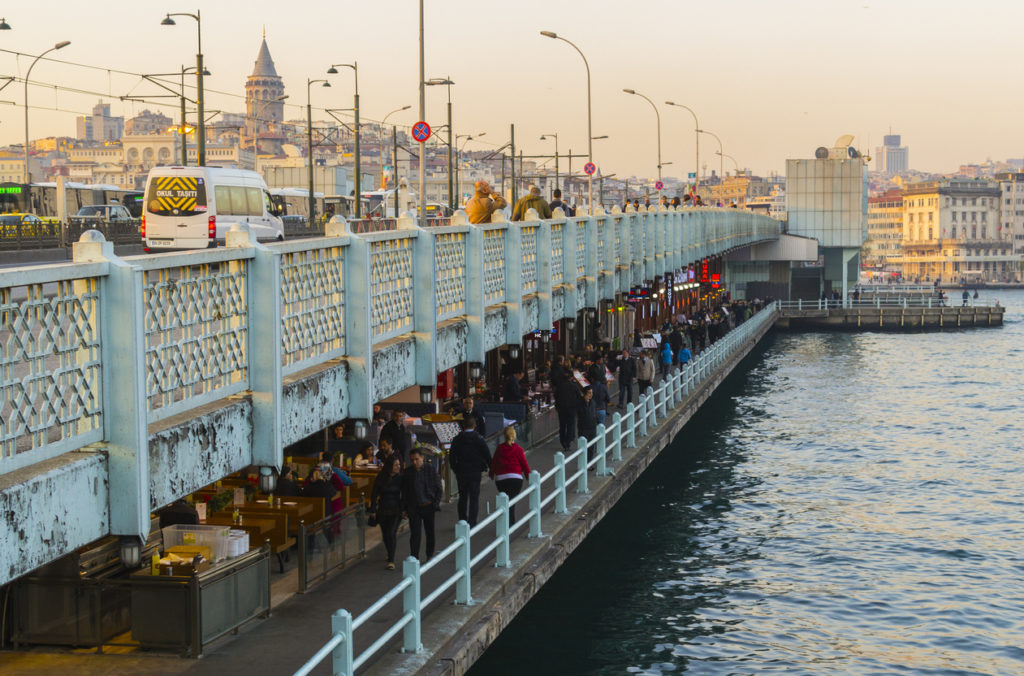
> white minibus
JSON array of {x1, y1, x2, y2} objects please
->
[{"x1": 142, "y1": 166, "x2": 284, "y2": 250}]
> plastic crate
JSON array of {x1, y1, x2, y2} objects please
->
[{"x1": 161, "y1": 524, "x2": 232, "y2": 562}]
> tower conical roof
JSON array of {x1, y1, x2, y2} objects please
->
[{"x1": 251, "y1": 38, "x2": 278, "y2": 78}]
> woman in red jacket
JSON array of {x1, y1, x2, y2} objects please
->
[{"x1": 490, "y1": 426, "x2": 530, "y2": 523}]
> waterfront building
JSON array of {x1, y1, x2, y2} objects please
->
[
  {"x1": 865, "y1": 188, "x2": 904, "y2": 274},
  {"x1": 996, "y1": 172, "x2": 1024, "y2": 257},
  {"x1": 76, "y1": 100, "x2": 124, "y2": 143},
  {"x1": 785, "y1": 136, "x2": 868, "y2": 297},
  {"x1": 900, "y1": 179, "x2": 1017, "y2": 283},
  {"x1": 874, "y1": 133, "x2": 908, "y2": 176}
]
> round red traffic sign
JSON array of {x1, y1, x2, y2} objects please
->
[
  {"x1": 412, "y1": 121, "x2": 431, "y2": 143},
  {"x1": 655, "y1": 180, "x2": 664, "y2": 191},
  {"x1": 583, "y1": 162, "x2": 596, "y2": 175}
]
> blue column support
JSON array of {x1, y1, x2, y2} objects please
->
[
  {"x1": 227, "y1": 225, "x2": 282, "y2": 468},
  {"x1": 496, "y1": 492, "x2": 511, "y2": 567},
  {"x1": 583, "y1": 213, "x2": 599, "y2": 311},
  {"x1": 576, "y1": 437, "x2": 589, "y2": 494},
  {"x1": 499, "y1": 212, "x2": 523, "y2": 350},
  {"x1": 554, "y1": 451, "x2": 567, "y2": 514},
  {"x1": 331, "y1": 609, "x2": 353, "y2": 675},
  {"x1": 336, "y1": 220, "x2": 372, "y2": 423},
  {"x1": 611, "y1": 411, "x2": 623, "y2": 461},
  {"x1": 398, "y1": 214, "x2": 437, "y2": 392},
  {"x1": 534, "y1": 212, "x2": 553, "y2": 333},
  {"x1": 558, "y1": 218, "x2": 576, "y2": 322},
  {"x1": 455, "y1": 520, "x2": 472, "y2": 604},
  {"x1": 460, "y1": 213, "x2": 486, "y2": 366},
  {"x1": 402, "y1": 556, "x2": 422, "y2": 653},
  {"x1": 73, "y1": 233, "x2": 148, "y2": 542},
  {"x1": 528, "y1": 470, "x2": 543, "y2": 538}
]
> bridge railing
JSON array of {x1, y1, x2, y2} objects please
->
[
  {"x1": 777, "y1": 297, "x2": 1000, "y2": 311},
  {"x1": 0, "y1": 260, "x2": 107, "y2": 473},
  {"x1": 293, "y1": 302, "x2": 778, "y2": 676}
]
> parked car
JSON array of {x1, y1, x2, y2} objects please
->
[
  {"x1": 0, "y1": 212, "x2": 49, "y2": 236},
  {"x1": 72, "y1": 204, "x2": 135, "y2": 224}
]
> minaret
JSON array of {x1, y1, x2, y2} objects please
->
[{"x1": 244, "y1": 30, "x2": 285, "y2": 151}]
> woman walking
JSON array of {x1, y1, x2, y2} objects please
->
[
  {"x1": 369, "y1": 455, "x2": 404, "y2": 570},
  {"x1": 490, "y1": 427, "x2": 531, "y2": 523}
]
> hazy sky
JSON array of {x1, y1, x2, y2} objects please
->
[{"x1": 1, "y1": 0, "x2": 1021, "y2": 181}]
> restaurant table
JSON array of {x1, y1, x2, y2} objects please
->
[{"x1": 203, "y1": 515, "x2": 279, "y2": 550}]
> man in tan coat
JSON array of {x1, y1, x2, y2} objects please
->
[
  {"x1": 465, "y1": 180, "x2": 507, "y2": 224},
  {"x1": 512, "y1": 184, "x2": 553, "y2": 221}
]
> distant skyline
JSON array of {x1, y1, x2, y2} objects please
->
[{"x1": 2, "y1": 0, "x2": 1023, "y2": 181}]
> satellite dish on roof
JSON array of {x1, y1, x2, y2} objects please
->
[
  {"x1": 815, "y1": 146, "x2": 829, "y2": 159},
  {"x1": 848, "y1": 147, "x2": 860, "y2": 159},
  {"x1": 282, "y1": 144, "x2": 301, "y2": 157},
  {"x1": 834, "y1": 134, "x2": 855, "y2": 148}
]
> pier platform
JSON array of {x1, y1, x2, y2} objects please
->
[{"x1": 775, "y1": 301, "x2": 1004, "y2": 330}]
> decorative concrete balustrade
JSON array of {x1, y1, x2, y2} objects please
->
[{"x1": 0, "y1": 206, "x2": 780, "y2": 585}]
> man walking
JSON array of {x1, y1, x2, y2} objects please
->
[
  {"x1": 637, "y1": 350, "x2": 655, "y2": 395},
  {"x1": 448, "y1": 417, "x2": 492, "y2": 527},
  {"x1": 577, "y1": 387, "x2": 598, "y2": 461},
  {"x1": 550, "y1": 188, "x2": 574, "y2": 216},
  {"x1": 552, "y1": 361, "x2": 579, "y2": 452},
  {"x1": 512, "y1": 184, "x2": 553, "y2": 221},
  {"x1": 401, "y1": 448, "x2": 443, "y2": 561},
  {"x1": 616, "y1": 348, "x2": 635, "y2": 409}
]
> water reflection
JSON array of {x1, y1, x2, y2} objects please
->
[{"x1": 471, "y1": 292, "x2": 1024, "y2": 675}]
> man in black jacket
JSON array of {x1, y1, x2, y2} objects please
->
[
  {"x1": 401, "y1": 448, "x2": 443, "y2": 561},
  {"x1": 448, "y1": 417, "x2": 492, "y2": 526},
  {"x1": 577, "y1": 387, "x2": 598, "y2": 461},
  {"x1": 456, "y1": 396, "x2": 487, "y2": 435},
  {"x1": 616, "y1": 349, "x2": 636, "y2": 409},
  {"x1": 552, "y1": 363, "x2": 580, "y2": 453},
  {"x1": 378, "y1": 410, "x2": 410, "y2": 463}
]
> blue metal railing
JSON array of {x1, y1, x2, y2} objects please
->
[{"x1": 293, "y1": 302, "x2": 778, "y2": 676}]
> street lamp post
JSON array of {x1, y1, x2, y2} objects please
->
[
  {"x1": 418, "y1": 0, "x2": 426, "y2": 223},
  {"x1": 540, "y1": 31, "x2": 593, "y2": 214},
  {"x1": 380, "y1": 105, "x2": 411, "y2": 191},
  {"x1": 455, "y1": 132, "x2": 484, "y2": 206},
  {"x1": 327, "y1": 62, "x2": 360, "y2": 217},
  {"x1": 23, "y1": 40, "x2": 70, "y2": 184},
  {"x1": 716, "y1": 151, "x2": 739, "y2": 175},
  {"x1": 307, "y1": 78, "x2": 330, "y2": 225},
  {"x1": 540, "y1": 133, "x2": 559, "y2": 195},
  {"x1": 161, "y1": 10, "x2": 205, "y2": 166},
  {"x1": 623, "y1": 89, "x2": 661, "y2": 184},
  {"x1": 665, "y1": 101, "x2": 700, "y2": 194},
  {"x1": 426, "y1": 78, "x2": 455, "y2": 209},
  {"x1": 699, "y1": 129, "x2": 724, "y2": 183}
]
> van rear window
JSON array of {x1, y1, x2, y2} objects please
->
[{"x1": 146, "y1": 176, "x2": 208, "y2": 216}]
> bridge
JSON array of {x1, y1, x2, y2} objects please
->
[{"x1": 0, "y1": 205, "x2": 782, "y2": 584}]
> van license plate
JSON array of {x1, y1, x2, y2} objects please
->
[{"x1": 149, "y1": 239, "x2": 173, "y2": 246}]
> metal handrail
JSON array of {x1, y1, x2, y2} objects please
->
[
  {"x1": 292, "y1": 302, "x2": 778, "y2": 676},
  {"x1": 776, "y1": 298, "x2": 1001, "y2": 310}
]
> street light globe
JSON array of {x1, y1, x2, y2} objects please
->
[
  {"x1": 0, "y1": 18, "x2": 12, "y2": 30},
  {"x1": 540, "y1": 30, "x2": 557, "y2": 39},
  {"x1": 55, "y1": 41, "x2": 71, "y2": 50},
  {"x1": 160, "y1": 15, "x2": 176, "y2": 25}
]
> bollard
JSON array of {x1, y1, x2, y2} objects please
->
[
  {"x1": 611, "y1": 411, "x2": 623, "y2": 461},
  {"x1": 596, "y1": 423, "x2": 607, "y2": 476},
  {"x1": 402, "y1": 557, "x2": 422, "y2": 653},
  {"x1": 576, "y1": 437, "x2": 589, "y2": 494},
  {"x1": 332, "y1": 609, "x2": 353, "y2": 676},
  {"x1": 554, "y1": 451, "x2": 567, "y2": 514},
  {"x1": 648, "y1": 388, "x2": 657, "y2": 427},
  {"x1": 455, "y1": 521, "x2": 472, "y2": 604},
  {"x1": 495, "y1": 492, "x2": 511, "y2": 567},
  {"x1": 627, "y1": 402, "x2": 639, "y2": 446},
  {"x1": 528, "y1": 470, "x2": 542, "y2": 537}
]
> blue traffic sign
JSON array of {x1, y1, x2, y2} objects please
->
[
  {"x1": 583, "y1": 162, "x2": 596, "y2": 175},
  {"x1": 655, "y1": 180, "x2": 664, "y2": 191},
  {"x1": 412, "y1": 121, "x2": 431, "y2": 143}
]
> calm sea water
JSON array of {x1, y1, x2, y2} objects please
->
[{"x1": 472, "y1": 289, "x2": 1024, "y2": 675}]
